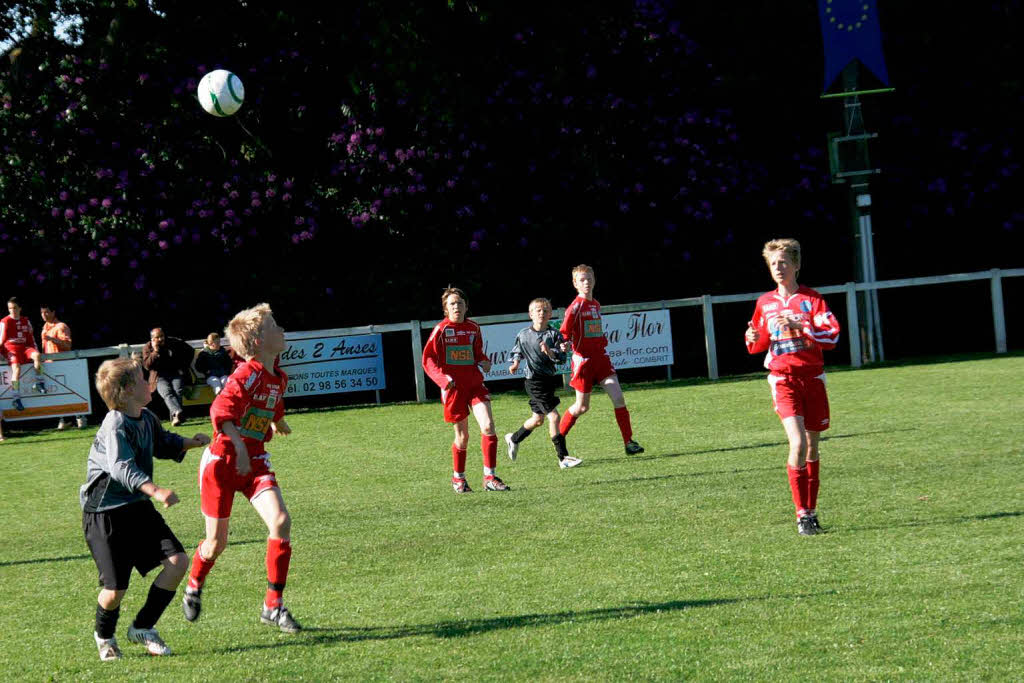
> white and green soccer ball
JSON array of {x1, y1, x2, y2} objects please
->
[{"x1": 197, "y1": 69, "x2": 245, "y2": 117}]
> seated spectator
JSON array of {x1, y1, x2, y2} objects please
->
[
  {"x1": 141, "y1": 328, "x2": 195, "y2": 426},
  {"x1": 194, "y1": 333, "x2": 234, "y2": 395}
]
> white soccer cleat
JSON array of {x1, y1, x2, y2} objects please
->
[
  {"x1": 504, "y1": 433, "x2": 519, "y2": 461},
  {"x1": 558, "y1": 456, "x2": 583, "y2": 469},
  {"x1": 94, "y1": 632, "x2": 122, "y2": 661},
  {"x1": 127, "y1": 625, "x2": 171, "y2": 656}
]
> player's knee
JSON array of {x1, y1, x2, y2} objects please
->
[
  {"x1": 574, "y1": 403, "x2": 589, "y2": 416},
  {"x1": 166, "y1": 552, "x2": 190, "y2": 578},
  {"x1": 99, "y1": 589, "x2": 125, "y2": 610},
  {"x1": 270, "y1": 511, "x2": 291, "y2": 537}
]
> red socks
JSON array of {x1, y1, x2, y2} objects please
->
[
  {"x1": 187, "y1": 541, "x2": 216, "y2": 592},
  {"x1": 481, "y1": 434, "x2": 497, "y2": 469},
  {"x1": 806, "y1": 459, "x2": 820, "y2": 511},
  {"x1": 265, "y1": 538, "x2": 292, "y2": 609},
  {"x1": 614, "y1": 406, "x2": 633, "y2": 443},
  {"x1": 451, "y1": 443, "x2": 467, "y2": 474},
  {"x1": 559, "y1": 410, "x2": 578, "y2": 436},
  {"x1": 786, "y1": 464, "x2": 809, "y2": 517}
]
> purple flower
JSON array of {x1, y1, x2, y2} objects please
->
[
  {"x1": 100, "y1": 257, "x2": 111, "y2": 266},
  {"x1": 101, "y1": 197, "x2": 113, "y2": 208},
  {"x1": 158, "y1": 240, "x2": 169, "y2": 250},
  {"x1": 64, "y1": 208, "x2": 75, "y2": 220},
  {"x1": 88, "y1": 250, "x2": 98, "y2": 260},
  {"x1": 51, "y1": 208, "x2": 61, "y2": 217},
  {"x1": 251, "y1": 199, "x2": 262, "y2": 208},
  {"x1": 59, "y1": 191, "x2": 70, "y2": 201},
  {"x1": 282, "y1": 193, "x2": 292, "y2": 202}
]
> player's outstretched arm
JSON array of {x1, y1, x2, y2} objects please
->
[
  {"x1": 272, "y1": 418, "x2": 292, "y2": 436},
  {"x1": 184, "y1": 433, "x2": 211, "y2": 450},
  {"x1": 140, "y1": 481, "x2": 179, "y2": 509}
]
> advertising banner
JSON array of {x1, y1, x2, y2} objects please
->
[
  {"x1": 1, "y1": 359, "x2": 93, "y2": 421},
  {"x1": 278, "y1": 334, "x2": 386, "y2": 397},
  {"x1": 480, "y1": 310, "x2": 673, "y2": 382}
]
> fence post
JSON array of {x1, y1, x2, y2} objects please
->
[
  {"x1": 411, "y1": 321, "x2": 426, "y2": 403},
  {"x1": 117, "y1": 343, "x2": 130, "y2": 358},
  {"x1": 845, "y1": 282, "x2": 862, "y2": 368},
  {"x1": 701, "y1": 294, "x2": 718, "y2": 380},
  {"x1": 991, "y1": 268, "x2": 1007, "y2": 354}
]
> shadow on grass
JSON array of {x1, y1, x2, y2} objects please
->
[
  {"x1": 0, "y1": 538, "x2": 267, "y2": 568},
  {"x1": 842, "y1": 510, "x2": 1023, "y2": 533},
  {"x1": 211, "y1": 591, "x2": 837, "y2": 652},
  {"x1": 592, "y1": 428, "x2": 917, "y2": 466}
]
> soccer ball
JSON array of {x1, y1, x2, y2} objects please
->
[{"x1": 197, "y1": 69, "x2": 245, "y2": 117}]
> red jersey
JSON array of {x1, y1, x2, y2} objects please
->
[
  {"x1": 422, "y1": 318, "x2": 488, "y2": 389},
  {"x1": 0, "y1": 315, "x2": 37, "y2": 352},
  {"x1": 560, "y1": 296, "x2": 608, "y2": 358},
  {"x1": 209, "y1": 358, "x2": 287, "y2": 458},
  {"x1": 746, "y1": 285, "x2": 840, "y2": 377}
]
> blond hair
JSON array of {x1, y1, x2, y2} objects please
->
[
  {"x1": 95, "y1": 358, "x2": 143, "y2": 411},
  {"x1": 529, "y1": 297, "x2": 551, "y2": 312},
  {"x1": 225, "y1": 303, "x2": 273, "y2": 359},
  {"x1": 571, "y1": 264, "x2": 594, "y2": 280},
  {"x1": 762, "y1": 238, "x2": 801, "y2": 272}
]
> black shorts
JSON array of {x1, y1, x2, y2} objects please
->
[
  {"x1": 525, "y1": 375, "x2": 561, "y2": 416},
  {"x1": 83, "y1": 499, "x2": 185, "y2": 590}
]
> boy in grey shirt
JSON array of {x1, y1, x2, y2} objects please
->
[
  {"x1": 504, "y1": 298, "x2": 582, "y2": 468},
  {"x1": 81, "y1": 358, "x2": 209, "y2": 660}
]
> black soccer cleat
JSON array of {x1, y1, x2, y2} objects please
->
[
  {"x1": 797, "y1": 515, "x2": 818, "y2": 536},
  {"x1": 624, "y1": 440, "x2": 645, "y2": 455},
  {"x1": 182, "y1": 588, "x2": 202, "y2": 622},
  {"x1": 260, "y1": 605, "x2": 302, "y2": 633},
  {"x1": 808, "y1": 512, "x2": 824, "y2": 533}
]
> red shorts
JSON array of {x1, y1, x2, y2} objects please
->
[
  {"x1": 767, "y1": 373, "x2": 830, "y2": 432},
  {"x1": 198, "y1": 447, "x2": 279, "y2": 518},
  {"x1": 442, "y1": 381, "x2": 490, "y2": 423},
  {"x1": 4, "y1": 346, "x2": 39, "y2": 366},
  {"x1": 569, "y1": 352, "x2": 616, "y2": 393}
]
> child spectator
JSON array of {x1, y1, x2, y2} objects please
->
[
  {"x1": 745, "y1": 238, "x2": 841, "y2": 536},
  {"x1": 558, "y1": 265, "x2": 644, "y2": 455},
  {"x1": 422, "y1": 287, "x2": 509, "y2": 493},
  {"x1": 195, "y1": 333, "x2": 234, "y2": 395},
  {"x1": 505, "y1": 298, "x2": 582, "y2": 469},
  {"x1": 1, "y1": 296, "x2": 47, "y2": 412},
  {"x1": 80, "y1": 358, "x2": 209, "y2": 660},
  {"x1": 183, "y1": 304, "x2": 302, "y2": 633}
]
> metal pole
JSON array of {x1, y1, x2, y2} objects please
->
[
  {"x1": 410, "y1": 321, "x2": 426, "y2": 403},
  {"x1": 991, "y1": 269, "x2": 1007, "y2": 354},
  {"x1": 857, "y1": 211, "x2": 876, "y2": 362},
  {"x1": 860, "y1": 209, "x2": 885, "y2": 361},
  {"x1": 701, "y1": 294, "x2": 719, "y2": 380},
  {"x1": 845, "y1": 282, "x2": 862, "y2": 368}
]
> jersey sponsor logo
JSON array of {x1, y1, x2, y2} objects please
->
[
  {"x1": 446, "y1": 344, "x2": 475, "y2": 365},
  {"x1": 266, "y1": 388, "x2": 279, "y2": 409},
  {"x1": 762, "y1": 303, "x2": 779, "y2": 312},
  {"x1": 771, "y1": 337, "x2": 808, "y2": 356},
  {"x1": 243, "y1": 372, "x2": 259, "y2": 391},
  {"x1": 584, "y1": 320, "x2": 603, "y2": 338},
  {"x1": 813, "y1": 311, "x2": 833, "y2": 327},
  {"x1": 800, "y1": 300, "x2": 812, "y2": 313},
  {"x1": 239, "y1": 406, "x2": 275, "y2": 440},
  {"x1": 444, "y1": 327, "x2": 456, "y2": 338}
]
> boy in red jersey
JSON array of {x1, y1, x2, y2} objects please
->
[
  {"x1": 558, "y1": 265, "x2": 644, "y2": 455},
  {"x1": 422, "y1": 287, "x2": 509, "y2": 493},
  {"x1": 182, "y1": 303, "x2": 302, "y2": 632},
  {"x1": 745, "y1": 238, "x2": 840, "y2": 536},
  {"x1": 1, "y1": 297, "x2": 47, "y2": 412}
]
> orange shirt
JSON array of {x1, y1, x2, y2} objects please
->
[{"x1": 42, "y1": 321, "x2": 72, "y2": 354}]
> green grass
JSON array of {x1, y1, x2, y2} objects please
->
[{"x1": 2, "y1": 356, "x2": 1023, "y2": 680}]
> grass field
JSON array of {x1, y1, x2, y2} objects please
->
[{"x1": 2, "y1": 355, "x2": 1023, "y2": 680}]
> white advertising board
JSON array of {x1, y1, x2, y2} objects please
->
[
  {"x1": 1, "y1": 359, "x2": 93, "y2": 421},
  {"x1": 480, "y1": 310, "x2": 673, "y2": 382}
]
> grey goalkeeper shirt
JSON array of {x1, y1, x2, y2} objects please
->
[
  {"x1": 510, "y1": 325, "x2": 567, "y2": 378},
  {"x1": 79, "y1": 408, "x2": 186, "y2": 512}
]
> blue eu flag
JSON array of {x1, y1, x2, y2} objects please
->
[{"x1": 818, "y1": 0, "x2": 890, "y2": 91}]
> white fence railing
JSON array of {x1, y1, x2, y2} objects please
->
[{"x1": 39, "y1": 267, "x2": 1023, "y2": 406}]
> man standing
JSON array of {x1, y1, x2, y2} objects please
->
[
  {"x1": 141, "y1": 328, "x2": 195, "y2": 427},
  {"x1": 40, "y1": 304, "x2": 85, "y2": 429}
]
